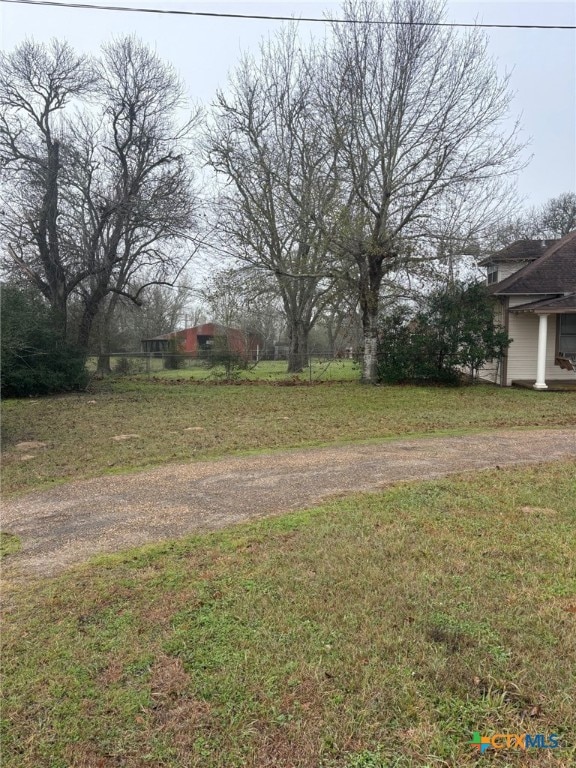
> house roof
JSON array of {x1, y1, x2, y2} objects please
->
[
  {"x1": 478, "y1": 239, "x2": 557, "y2": 266},
  {"x1": 489, "y1": 230, "x2": 576, "y2": 295},
  {"x1": 509, "y1": 293, "x2": 576, "y2": 314},
  {"x1": 141, "y1": 333, "x2": 173, "y2": 342}
]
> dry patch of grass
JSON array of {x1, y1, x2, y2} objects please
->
[
  {"x1": 2, "y1": 461, "x2": 575, "y2": 767},
  {"x1": 2, "y1": 381, "x2": 574, "y2": 495}
]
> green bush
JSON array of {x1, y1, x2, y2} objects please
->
[
  {"x1": 163, "y1": 336, "x2": 185, "y2": 370},
  {"x1": 113, "y1": 356, "x2": 146, "y2": 375},
  {"x1": 377, "y1": 282, "x2": 510, "y2": 385},
  {"x1": 207, "y1": 335, "x2": 247, "y2": 381},
  {"x1": 1, "y1": 285, "x2": 88, "y2": 397}
]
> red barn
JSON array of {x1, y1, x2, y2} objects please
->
[{"x1": 142, "y1": 323, "x2": 263, "y2": 360}]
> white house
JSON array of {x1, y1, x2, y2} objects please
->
[{"x1": 479, "y1": 230, "x2": 576, "y2": 389}]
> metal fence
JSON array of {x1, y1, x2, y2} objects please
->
[{"x1": 87, "y1": 351, "x2": 362, "y2": 383}]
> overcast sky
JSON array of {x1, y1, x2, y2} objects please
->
[{"x1": 1, "y1": 0, "x2": 575, "y2": 209}]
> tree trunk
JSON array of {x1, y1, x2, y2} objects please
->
[
  {"x1": 358, "y1": 254, "x2": 384, "y2": 383},
  {"x1": 325, "y1": 319, "x2": 336, "y2": 357},
  {"x1": 96, "y1": 353, "x2": 112, "y2": 376},
  {"x1": 76, "y1": 280, "x2": 112, "y2": 351},
  {"x1": 50, "y1": 288, "x2": 68, "y2": 342},
  {"x1": 96, "y1": 316, "x2": 112, "y2": 375},
  {"x1": 37, "y1": 139, "x2": 69, "y2": 341},
  {"x1": 361, "y1": 312, "x2": 379, "y2": 383},
  {"x1": 287, "y1": 321, "x2": 309, "y2": 373},
  {"x1": 94, "y1": 294, "x2": 120, "y2": 375},
  {"x1": 77, "y1": 292, "x2": 105, "y2": 351},
  {"x1": 77, "y1": 305, "x2": 98, "y2": 352}
]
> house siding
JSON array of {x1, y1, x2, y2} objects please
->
[
  {"x1": 479, "y1": 296, "x2": 576, "y2": 386},
  {"x1": 175, "y1": 324, "x2": 261, "y2": 358},
  {"x1": 506, "y1": 306, "x2": 539, "y2": 383},
  {"x1": 505, "y1": 296, "x2": 575, "y2": 384},
  {"x1": 478, "y1": 298, "x2": 506, "y2": 384},
  {"x1": 496, "y1": 261, "x2": 531, "y2": 281},
  {"x1": 142, "y1": 323, "x2": 263, "y2": 359},
  {"x1": 479, "y1": 233, "x2": 576, "y2": 388}
]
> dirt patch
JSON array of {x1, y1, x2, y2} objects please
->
[
  {"x1": 15, "y1": 441, "x2": 47, "y2": 450},
  {"x1": 2, "y1": 428, "x2": 575, "y2": 581},
  {"x1": 521, "y1": 506, "x2": 558, "y2": 516}
]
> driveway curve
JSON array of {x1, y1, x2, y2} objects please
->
[{"x1": 2, "y1": 428, "x2": 575, "y2": 580}]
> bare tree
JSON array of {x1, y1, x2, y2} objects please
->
[
  {"x1": 0, "y1": 37, "x2": 199, "y2": 354},
  {"x1": 420, "y1": 182, "x2": 520, "y2": 283},
  {"x1": 318, "y1": 0, "x2": 524, "y2": 381},
  {"x1": 95, "y1": 281, "x2": 197, "y2": 355},
  {"x1": 0, "y1": 40, "x2": 97, "y2": 338},
  {"x1": 200, "y1": 265, "x2": 285, "y2": 354},
  {"x1": 72, "y1": 37, "x2": 199, "y2": 356},
  {"x1": 317, "y1": 292, "x2": 363, "y2": 356},
  {"x1": 205, "y1": 30, "x2": 340, "y2": 372},
  {"x1": 489, "y1": 191, "x2": 576, "y2": 249},
  {"x1": 536, "y1": 192, "x2": 576, "y2": 238},
  {"x1": 199, "y1": 266, "x2": 256, "y2": 328}
]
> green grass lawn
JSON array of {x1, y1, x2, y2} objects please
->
[
  {"x1": 2, "y1": 461, "x2": 575, "y2": 767},
  {"x1": 168, "y1": 358, "x2": 360, "y2": 382},
  {"x1": 2, "y1": 381, "x2": 575, "y2": 495},
  {"x1": 0, "y1": 532, "x2": 21, "y2": 559}
]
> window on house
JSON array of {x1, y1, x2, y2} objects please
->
[
  {"x1": 558, "y1": 314, "x2": 576, "y2": 355},
  {"x1": 487, "y1": 264, "x2": 498, "y2": 285}
]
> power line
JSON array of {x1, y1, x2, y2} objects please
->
[{"x1": 1, "y1": 0, "x2": 575, "y2": 30}]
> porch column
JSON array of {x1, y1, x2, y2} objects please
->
[{"x1": 533, "y1": 313, "x2": 549, "y2": 390}]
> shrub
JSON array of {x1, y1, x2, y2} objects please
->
[
  {"x1": 1, "y1": 285, "x2": 88, "y2": 397},
  {"x1": 206, "y1": 335, "x2": 247, "y2": 381},
  {"x1": 113, "y1": 356, "x2": 145, "y2": 375},
  {"x1": 377, "y1": 282, "x2": 510, "y2": 385},
  {"x1": 163, "y1": 336, "x2": 185, "y2": 370}
]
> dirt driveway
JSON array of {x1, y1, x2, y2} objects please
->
[{"x1": 2, "y1": 428, "x2": 575, "y2": 581}]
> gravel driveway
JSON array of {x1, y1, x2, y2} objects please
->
[{"x1": 2, "y1": 428, "x2": 575, "y2": 581}]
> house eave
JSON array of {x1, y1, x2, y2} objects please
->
[
  {"x1": 511, "y1": 307, "x2": 576, "y2": 314},
  {"x1": 508, "y1": 293, "x2": 576, "y2": 314}
]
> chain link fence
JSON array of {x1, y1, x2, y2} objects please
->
[{"x1": 87, "y1": 350, "x2": 361, "y2": 383}]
